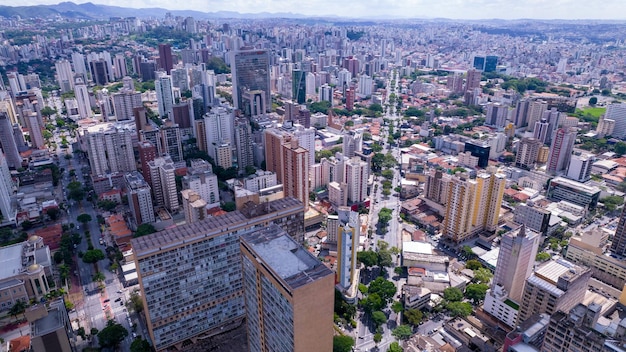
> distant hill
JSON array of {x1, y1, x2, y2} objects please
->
[{"x1": 0, "y1": 1, "x2": 309, "y2": 20}]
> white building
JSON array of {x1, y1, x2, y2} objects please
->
[
  {"x1": 243, "y1": 170, "x2": 277, "y2": 192},
  {"x1": 182, "y1": 159, "x2": 220, "y2": 208},
  {"x1": 0, "y1": 152, "x2": 16, "y2": 222},
  {"x1": 83, "y1": 122, "x2": 136, "y2": 177},
  {"x1": 204, "y1": 106, "x2": 234, "y2": 162},
  {"x1": 336, "y1": 207, "x2": 359, "y2": 290},
  {"x1": 344, "y1": 156, "x2": 369, "y2": 204},
  {"x1": 566, "y1": 153, "x2": 593, "y2": 183},
  {"x1": 328, "y1": 181, "x2": 348, "y2": 207},
  {"x1": 112, "y1": 91, "x2": 142, "y2": 121},
  {"x1": 181, "y1": 189, "x2": 206, "y2": 224},
  {"x1": 148, "y1": 156, "x2": 179, "y2": 212},
  {"x1": 155, "y1": 73, "x2": 175, "y2": 118},
  {"x1": 54, "y1": 59, "x2": 74, "y2": 93},
  {"x1": 606, "y1": 103, "x2": 626, "y2": 138},
  {"x1": 358, "y1": 75, "x2": 373, "y2": 98},
  {"x1": 74, "y1": 78, "x2": 92, "y2": 119}
]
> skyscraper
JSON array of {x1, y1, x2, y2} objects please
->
[
  {"x1": 0, "y1": 112, "x2": 22, "y2": 169},
  {"x1": 344, "y1": 156, "x2": 369, "y2": 203},
  {"x1": 138, "y1": 141, "x2": 157, "y2": 185},
  {"x1": 157, "y1": 44, "x2": 174, "y2": 74},
  {"x1": 515, "y1": 137, "x2": 542, "y2": 170},
  {"x1": 0, "y1": 151, "x2": 16, "y2": 222},
  {"x1": 282, "y1": 139, "x2": 310, "y2": 211},
  {"x1": 336, "y1": 207, "x2": 360, "y2": 290},
  {"x1": 74, "y1": 78, "x2": 92, "y2": 119},
  {"x1": 160, "y1": 121, "x2": 183, "y2": 163},
  {"x1": 148, "y1": 156, "x2": 178, "y2": 212},
  {"x1": 547, "y1": 128, "x2": 576, "y2": 175},
  {"x1": 125, "y1": 171, "x2": 155, "y2": 227},
  {"x1": 605, "y1": 102, "x2": 626, "y2": 138},
  {"x1": 84, "y1": 123, "x2": 136, "y2": 177},
  {"x1": 292, "y1": 69, "x2": 307, "y2": 104},
  {"x1": 132, "y1": 198, "x2": 305, "y2": 351},
  {"x1": 234, "y1": 117, "x2": 254, "y2": 174},
  {"x1": 182, "y1": 159, "x2": 220, "y2": 208},
  {"x1": 54, "y1": 59, "x2": 74, "y2": 93},
  {"x1": 112, "y1": 91, "x2": 142, "y2": 121},
  {"x1": 484, "y1": 225, "x2": 540, "y2": 327},
  {"x1": 155, "y1": 73, "x2": 174, "y2": 118},
  {"x1": 610, "y1": 207, "x2": 626, "y2": 257},
  {"x1": 204, "y1": 106, "x2": 233, "y2": 163},
  {"x1": 240, "y1": 224, "x2": 334, "y2": 352},
  {"x1": 231, "y1": 50, "x2": 270, "y2": 113}
]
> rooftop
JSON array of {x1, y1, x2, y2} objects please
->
[
  {"x1": 241, "y1": 224, "x2": 332, "y2": 290},
  {"x1": 0, "y1": 244, "x2": 23, "y2": 280}
]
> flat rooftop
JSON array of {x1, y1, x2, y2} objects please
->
[
  {"x1": 0, "y1": 244, "x2": 23, "y2": 280},
  {"x1": 242, "y1": 225, "x2": 332, "y2": 290}
]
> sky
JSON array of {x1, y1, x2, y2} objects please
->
[{"x1": 14, "y1": 0, "x2": 626, "y2": 19}]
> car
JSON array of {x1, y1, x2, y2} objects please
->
[
  {"x1": 115, "y1": 297, "x2": 122, "y2": 302},
  {"x1": 120, "y1": 301, "x2": 124, "y2": 306},
  {"x1": 132, "y1": 333, "x2": 137, "y2": 338},
  {"x1": 103, "y1": 299, "x2": 110, "y2": 303}
]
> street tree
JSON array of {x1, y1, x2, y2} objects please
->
[
  {"x1": 465, "y1": 259, "x2": 482, "y2": 270},
  {"x1": 446, "y1": 301, "x2": 473, "y2": 317},
  {"x1": 473, "y1": 268, "x2": 494, "y2": 284},
  {"x1": 82, "y1": 249, "x2": 105, "y2": 264},
  {"x1": 371, "y1": 311, "x2": 387, "y2": 328},
  {"x1": 357, "y1": 250, "x2": 379, "y2": 269},
  {"x1": 134, "y1": 223, "x2": 157, "y2": 238},
  {"x1": 465, "y1": 283, "x2": 489, "y2": 304},
  {"x1": 404, "y1": 308, "x2": 423, "y2": 326},
  {"x1": 77, "y1": 213, "x2": 92, "y2": 225},
  {"x1": 388, "y1": 342, "x2": 404, "y2": 352},
  {"x1": 373, "y1": 332, "x2": 382, "y2": 344},
  {"x1": 130, "y1": 338, "x2": 152, "y2": 352},
  {"x1": 369, "y1": 277, "x2": 397, "y2": 302},
  {"x1": 333, "y1": 335, "x2": 354, "y2": 352},
  {"x1": 92, "y1": 272, "x2": 105, "y2": 283},
  {"x1": 391, "y1": 301, "x2": 404, "y2": 313},
  {"x1": 443, "y1": 287, "x2": 463, "y2": 302},
  {"x1": 392, "y1": 325, "x2": 413, "y2": 340},
  {"x1": 97, "y1": 320, "x2": 128, "y2": 349}
]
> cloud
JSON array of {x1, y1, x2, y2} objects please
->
[{"x1": 19, "y1": 0, "x2": 626, "y2": 19}]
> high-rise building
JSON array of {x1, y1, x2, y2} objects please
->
[
  {"x1": 235, "y1": 117, "x2": 254, "y2": 174},
  {"x1": 328, "y1": 181, "x2": 348, "y2": 207},
  {"x1": 464, "y1": 141, "x2": 490, "y2": 168},
  {"x1": 132, "y1": 198, "x2": 304, "y2": 351},
  {"x1": 232, "y1": 50, "x2": 270, "y2": 113},
  {"x1": 7, "y1": 72, "x2": 25, "y2": 94},
  {"x1": 517, "y1": 259, "x2": 591, "y2": 325},
  {"x1": 112, "y1": 91, "x2": 142, "y2": 121},
  {"x1": 180, "y1": 189, "x2": 206, "y2": 224},
  {"x1": 54, "y1": 59, "x2": 74, "y2": 93},
  {"x1": 241, "y1": 90, "x2": 267, "y2": 118},
  {"x1": 541, "y1": 303, "x2": 612, "y2": 352},
  {"x1": 336, "y1": 207, "x2": 360, "y2": 290},
  {"x1": 157, "y1": 44, "x2": 174, "y2": 74},
  {"x1": 113, "y1": 53, "x2": 127, "y2": 79},
  {"x1": 342, "y1": 131, "x2": 362, "y2": 158},
  {"x1": 292, "y1": 69, "x2": 307, "y2": 104},
  {"x1": 182, "y1": 159, "x2": 220, "y2": 208},
  {"x1": 485, "y1": 102, "x2": 508, "y2": 128},
  {"x1": 125, "y1": 171, "x2": 155, "y2": 226},
  {"x1": 485, "y1": 55, "x2": 498, "y2": 72},
  {"x1": 533, "y1": 118, "x2": 551, "y2": 144},
  {"x1": 344, "y1": 156, "x2": 369, "y2": 204},
  {"x1": 138, "y1": 141, "x2": 157, "y2": 185},
  {"x1": 424, "y1": 169, "x2": 449, "y2": 206},
  {"x1": 596, "y1": 116, "x2": 615, "y2": 138},
  {"x1": 204, "y1": 106, "x2": 233, "y2": 163},
  {"x1": 26, "y1": 112, "x2": 44, "y2": 149},
  {"x1": 155, "y1": 73, "x2": 174, "y2": 118},
  {"x1": 605, "y1": 103, "x2": 626, "y2": 138},
  {"x1": 566, "y1": 152, "x2": 593, "y2": 182},
  {"x1": 484, "y1": 226, "x2": 540, "y2": 327},
  {"x1": 473, "y1": 56, "x2": 486, "y2": 71},
  {"x1": 526, "y1": 100, "x2": 548, "y2": 133},
  {"x1": 264, "y1": 129, "x2": 287, "y2": 182},
  {"x1": 27, "y1": 299, "x2": 74, "y2": 352},
  {"x1": 0, "y1": 112, "x2": 22, "y2": 168},
  {"x1": 610, "y1": 206, "x2": 626, "y2": 257},
  {"x1": 74, "y1": 78, "x2": 92, "y2": 119},
  {"x1": 71, "y1": 52, "x2": 87, "y2": 79},
  {"x1": 0, "y1": 152, "x2": 16, "y2": 222},
  {"x1": 240, "y1": 224, "x2": 334, "y2": 352},
  {"x1": 148, "y1": 156, "x2": 178, "y2": 212},
  {"x1": 442, "y1": 171, "x2": 505, "y2": 243},
  {"x1": 547, "y1": 128, "x2": 576, "y2": 175},
  {"x1": 84, "y1": 123, "x2": 136, "y2": 177},
  {"x1": 282, "y1": 139, "x2": 309, "y2": 211},
  {"x1": 160, "y1": 121, "x2": 183, "y2": 163},
  {"x1": 513, "y1": 203, "x2": 552, "y2": 235},
  {"x1": 89, "y1": 60, "x2": 109, "y2": 86},
  {"x1": 515, "y1": 137, "x2": 542, "y2": 170},
  {"x1": 465, "y1": 69, "x2": 481, "y2": 92}
]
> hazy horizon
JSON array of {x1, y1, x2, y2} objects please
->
[{"x1": 10, "y1": 0, "x2": 626, "y2": 20}]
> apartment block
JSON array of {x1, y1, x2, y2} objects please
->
[
  {"x1": 240, "y1": 224, "x2": 334, "y2": 352},
  {"x1": 132, "y1": 197, "x2": 304, "y2": 351}
]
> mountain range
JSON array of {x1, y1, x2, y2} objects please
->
[{"x1": 0, "y1": 1, "x2": 310, "y2": 20}]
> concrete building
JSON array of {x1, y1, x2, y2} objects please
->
[
  {"x1": 517, "y1": 259, "x2": 591, "y2": 325},
  {"x1": 606, "y1": 103, "x2": 626, "y2": 139},
  {"x1": 541, "y1": 303, "x2": 609, "y2": 352},
  {"x1": 125, "y1": 171, "x2": 155, "y2": 227},
  {"x1": 566, "y1": 152, "x2": 593, "y2": 183},
  {"x1": 181, "y1": 189, "x2": 206, "y2": 224},
  {"x1": 282, "y1": 139, "x2": 309, "y2": 211},
  {"x1": 335, "y1": 207, "x2": 360, "y2": 290},
  {"x1": 243, "y1": 170, "x2": 277, "y2": 193},
  {"x1": 0, "y1": 151, "x2": 16, "y2": 222},
  {"x1": 547, "y1": 128, "x2": 576, "y2": 175},
  {"x1": 342, "y1": 131, "x2": 363, "y2": 158},
  {"x1": 484, "y1": 225, "x2": 540, "y2": 328},
  {"x1": 442, "y1": 171, "x2": 505, "y2": 243},
  {"x1": 596, "y1": 117, "x2": 615, "y2": 138},
  {"x1": 112, "y1": 91, "x2": 142, "y2": 121},
  {"x1": 157, "y1": 44, "x2": 174, "y2": 74},
  {"x1": 138, "y1": 141, "x2": 157, "y2": 186},
  {"x1": 0, "y1": 112, "x2": 23, "y2": 168},
  {"x1": 160, "y1": 121, "x2": 183, "y2": 163},
  {"x1": 74, "y1": 78, "x2": 92, "y2": 119},
  {"x1": 515, "y1": 137, "x2": 542, "y2": 170},
  {"x1": 27, "y1": 299, "x2": 74, "y2": 352},
  {"x1": 0, "y1": 236, "x2": 52, "y2": 311},
  {"x1": 235, "y1": 117, "x2": 254, "y2": 174},
  {"x1": 513, "y1": 203, "x2": 552, "y2": 235},
  {"x1": 204, "y1": 106, "x2": 234, "y2": 164},
  {"x1": 240, "y1": 224, "x2": 334, "y2": 352},
  {"x1": 147, "y1": 156, "x2": 179, "y2": 212},
  {"x1": 155, "y1": 73, "x2": 174, "y2": 118},
  {"x1": 328, "y1": 181, "x2": 348, "y2": 207},
  {"x1": 344, "y1": 156, "x2": 369, "y2": 204},
  {"x1": 54, "y1": 59, "x2": 74, "y2": 93},
  {"x1": 566, "y1": 238, "x2": 626, "y2": 289},
  {"x1": 232, "y1": 49, "x2": 271, "y2": 113},
  {"x1": 83, "y1": 123, "x2": 136, "y2": 177},
  {"x1": 131, "y1": 197, "x2": 304, "y2": 351},
  {"x1": 546, "y1": 177, "x2": 600, "y2": 210},
  {"x1": 610, "y1": 206, "x2": 626, "y2": 258},
  {"x1": 182, "y1": 159, "x2": 220, "y2": 208}
]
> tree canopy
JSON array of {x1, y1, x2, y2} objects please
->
[
  {"x1": 134, "y1": 223, "x2": 157, "y2": 238},
  {"x1": 98, "y1": 320, "x2": 128, "y2": 348},
  {"x1": 443, "y1": 287, "x2": 463, "y2": 302},
  {"x1": 392, "y1": 325, "x2": 413, "y2": 340},
  {"x1": 77, "y1": 213, "x2": 92, "y2": 224},
  {"x1": 333, "y1": 335, "x2": 355, "y2": 352},
  {"x1": 371, "y1": 310, "x2": 387, "y2": 328},
  {"x1": 82, "y1": 249, "x2": 105, "y2": 264},
  {"x1": 465, "y1": 283, "x2": 488, "y2": 304},
  {"x1": 369, "y1": 277, "x2": 397, "y2": 303},
  {"x1": 404, "y1": 308, "x2": 423, "y2": 326},
  {"x1": 446, "y1": 301, "x2": 473, "y2": 317}
]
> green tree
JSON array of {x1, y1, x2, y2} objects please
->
[
  {"x1": 473, "y1": 268, "x2": 494, "y2": 284},
  {"x1": 372, "y1": 310, "x2": 387, "y2": 328},
  {"x1": 357, "y1": 250, "x2": 379, "y2": 269},
  {"x1": 443, "y1": 287, "x2": 463, "y2": 302},
  {"x1": 536, "y1": 252, "x2": 551, "y2": 262},
  {"x1": 361, "y1": 293, "x2": 385, "y2": 313},
  {"x1": 46, "y1": 207, "x2": 60, "y2": 220},
  {"x1": 358, "y1": 283, "x2": 368, "y2": 295},
  {"x1": 129, "y1": 291, "x2": 144, "y2": 313},
  {"x1": 388, "y1": 342, "x2": 404, "y2": 352},
  {"x1": 382, "y1": 169, "x2": 394, "y2": 180},
  {"x1": 391, "y1": 301, "x2": 404, "y2": 313},
  {"x1": 130, "y1": 338, "x2": 152, "y2": 352},
  {"x1": 333, "y1": 335, "x2": 355, "y2": 352},
  {"x1": 589, "y1": 97, "x2": 598, "y2": 106},
  {"x1": 392, "y1": 325, "x2": 413, "y2": 340},
  {"x1": 134, "y1": 223, "x2": 157, "y2": 238},
  {"x1": 8, "y1": 300, "x2": 26, "y2": 321},
  {"x1": 97, "y1": 200, "x2": 118, "y2": 211},
  {"x1": 465, "y1": 283, "x2": 489, "y2": 304},
  {"x1": 92, "y1": 272, "x2": 105, "y2": 283},
  {"x1": 77, "y1": 213, "x2": 92, "y2": 225},
  {"x1": 465, "y1": 259, "x2": 483, "y2": 270},
  {"x1": 97, "y1": 320, "x2": 128, "y2": 349},
  {"x1": 221, "y1": 202, "x2": 236, "y2": 212},
  {"x1": 41, "y1": 106, "x2": 57, "y2": 118},
  {"x1": 615, "y1": 142, "x2": 626, "y2": 156},
  {"x1": 21, "y1": 220, "x2": 33, "y2": 230},
  {"x1": 404, "y1": 308, "x2": 423, "y2": 326},
  {"x1": 67, "y1": 181, "x2": 85, "y2": 202},
  {"x1": 369, "y1": 277, "x2": 397, "y2": 302},
  {"x1": 373, "y1": 332, "x2": 382, "y2": 344},
  {"x1": 82, "y1": 249, "x2": 105, "y2": 264},
  {"x1": 446, "y1": 301, "x2": 473, "y2": 317}
]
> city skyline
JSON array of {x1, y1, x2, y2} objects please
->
[{"x1": 11, "y1": 0, "x2": 626, "y2": 20}]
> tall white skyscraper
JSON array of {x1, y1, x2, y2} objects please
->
[
  {"x1": 182, "y1": 159, "x2": 220, "y2": 208},
  {"x1": 148, "y1": 156, "x2": 179, "y2": 212},
  {"x1": 155, "y1": 73, "x2": 175, "y2": 118},
  {"x1": 606, "y1": 103, "x2": 626, "y2": 138},
  {"x1": 112, "y1": 91, "x2": 142, "y2": 121},
  {"x1": 84, "y1": 123, "x2": 136, "y2": 177},
  {"x1": 113, "y1": 54, "x2": 127, "y2": 79},
  {"x1": 204, "y1": 106, "x2": 233, "y2": 162},
  {"x1": 55, "y1": 59, "x2": 74, "y2": 93},
  {"x1": 336, "y1": 207, "x2": 359, "y2": 289},
  {"x1": 0, "y1": 152, "x2": 16, "y2": 222},
  {"x1": 71, "y1": 52, "x2": 87, "y2": 78},
  {"x1": 74, "y1": 78, "x2": 92, "y2": 119},
  {"x1": 344, "y1": 156, "x2": 369, "y2": 204}
]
